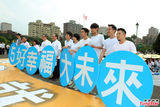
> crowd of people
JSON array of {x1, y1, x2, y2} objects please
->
[
  {"x1": 145, "y1": 58, "x2": 160, "y2": 74},
  {"x1": 15, "y1": 23, "x2": 137, "y2": 81},
  {"x1": 0, "y1": 42, "x2": 10, "y2": 55}
]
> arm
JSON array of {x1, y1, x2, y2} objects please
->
[{"x1": 99, "y1": 49, "x2": 106, "y2": 64}]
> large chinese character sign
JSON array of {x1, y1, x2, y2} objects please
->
[
  {"x1": 60, "y1": 49, "x2": 74, "y2": 86},
  {"x1": 97, "y1": 51, "x2": 153, "y2": 107},
  {"x1": 25, "y1": 47, "x2": 40, "y2": 75},
  {"x1": 74, "y1": 46, "x2": 99, "y2": 93},
  {"x1": 39, "y1": 46, "x2": 56, "y2": 78},
  {"x1": 9, "y1": 43, "x2": 18, "y2": 65}
]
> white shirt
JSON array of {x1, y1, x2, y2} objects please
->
[
  {"x1": 34, "y1": 45, "x2": 40, "y2": 52},
  {"x1": 52, "y1": 40, "x2": 62, "y2": 59},
  {"x1": 20, "y1": 41, "x2": 30, "y2": 49},
  {"x1": 103, "y1": 37, "x2": 119, "y2": 56},
  {"x1": 89, "y1": 34, "x2": 104, "y2": 58},
  {"x1": 1, "y1": 43, "x2": 5, "y2": 49},
  {"x1": 112, "y1": 40, "x2": 137, "y2": 53},
  {"x1": 40, "y1": 39, "x2": 51, "y2": 51},
  {"x1": 78, "y1": 38, "x2": 91, "y2": 48},
  {"x1": 65, "y1": 39, "x2": 73, "y2": 49},
  {"x1": 70, "y1": 42, "x2": 79, "y2": 57},
  {"x1": 0, "y1": 44, "x2": 2, "y2": 48}
]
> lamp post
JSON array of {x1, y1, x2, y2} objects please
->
[{"x1": 136, "y1": 22, "x2": 139, "y2": 38}]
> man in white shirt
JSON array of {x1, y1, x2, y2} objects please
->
[
  {"x1": 21, "y1": 37, "x2": 30, "y2": 49},
  {"x1": 1, "y1": 42, "x2": 5, "y2": 55},
  {"x1": 63, "y1": 31, "x2": 73, "y2": 49},
  {"x1": 88, "y1": 23, "x2": 104, "y2": 58},
  {"x1": 112, "y1": 28, "x2": 137, "y2": 53},
  {"x1": 78, "y1": 28, "x2": 91, "y2": 48},
  {"x1": 40, "y1": 34, "x2": 51, "y2": 53},
  {"x1": 0, "y1": 42, "x2": 2, "y2": 55},
  {"x1": 99, "y1": 24, "x2": 118, "y2": 63},
  {"x1": 51, "y1": 34, "x2": 62, "y2": 80},
  {"x1": 16, "y1": 33, "x2": 21, "y2": 46}
]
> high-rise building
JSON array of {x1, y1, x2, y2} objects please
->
[
  {"x1": 63, "y1": 20, "x2": 83, "y2": 36},
  {"x1": 1, "y1": 22, "x2": 12, "y2": 31},
  {"x1": 142, "y1": 27, "x2": 159, "y2": 45},
  {"x1": 28, "y1": 20, "x2": 61, "y2": 37}
]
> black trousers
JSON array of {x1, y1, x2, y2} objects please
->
[{"x1": 53, "y1": 59, "x2": 60, "y2": 79}]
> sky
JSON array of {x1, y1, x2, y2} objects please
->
[{"x1": 0, "y1": 0, "x2": 160, "y2": 38}]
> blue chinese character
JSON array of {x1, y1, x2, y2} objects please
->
[
  {"x1": 73, "y1": 46, "x2": 99, "y2": 93},
  {"x1": 16, "y1": 45, "x2": 27, "y2": 70},
  {"x1": 39, "y1": 46, "x2": 56, "y2": 78},
  {"x1": 97, "y1": 51, "x2": 153, "y2": 107},
  {"x1": 9, "y1": 43, "x2": 18, "y2": 65},
  {"x1": 60, "y1": 48, "x2": 74, "y2": 86},
  {"x1": 25, "y1": 47, "x2": 40, "y2": 75}
]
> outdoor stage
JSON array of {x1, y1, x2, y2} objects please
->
[{"x1": 0, "y1": 58, "x2": 105, "y2": 107}]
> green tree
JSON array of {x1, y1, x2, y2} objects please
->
[
  {"x1": 0, "y1": 36, "x2": 8, "y2": 43},
  {"x1": 153, "y1": 33, "x2": 160, "y2": 54}
]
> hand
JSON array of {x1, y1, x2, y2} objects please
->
[
  {"x1": 69, "y1": 50, "x2": 73, "y2": 55},
  {"x1": 90, "y1": 45, "x2": 96, "y2": 48}
]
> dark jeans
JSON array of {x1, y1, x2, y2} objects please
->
[{"x1": 53, "y1": 59, "x2": 60, "y2": 79}]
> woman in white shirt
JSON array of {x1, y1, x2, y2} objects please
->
[
  {"x1": 33, "y1": 40, "x2": 40, "y2": 52},
  {"x1": 69, "y1": 33, "x2": 80, "y2": 57}
]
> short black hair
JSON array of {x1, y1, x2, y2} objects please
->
[
  {"x1": 108, "y1": 24, "x2": 117, "y2": 31},
  {"x1": 73, "y1": 33, "x2": 80, "y2": 41},
  {"x1": 42, "y1": 34, "x2": 48, "y2": 38},
  {"x1": 23, "y1": 36, "x2": 27, "y2": 40},
  {"x1": 66, "y1": 31, "x2": 72, "y2": 38},
  {"x1": 33, "y1": 40, "x2": 38, "y2": 44},
  {"x1": 81, "y1": 28, "x2": 89, "y2": 35},
  {"x1": 117, "y1": 28, "x2": 126, "y2": 34},
  {"x1": 16, "y1": 33, "x2": 21, "y2": 36},
  {"x1": 90, "y1": 23, "x2": 99, "y2": 29},
  {"x1": 54, "y1": 33, "x2": 58, "y2": 39}
]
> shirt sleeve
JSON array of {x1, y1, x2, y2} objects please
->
[
  {"x1": 57, "y1": 42, "x2": 62, "y2": 57},
  {"x1": 130, "y1": 42, "x2": 137, "y2": 53}
]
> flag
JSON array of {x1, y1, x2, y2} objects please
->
[{"x1": 83, "y1": 14, "x2": 87, "y2": 21}]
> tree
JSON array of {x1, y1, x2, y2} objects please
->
[
  {"x1": 0, "y1": 36, "x2": 8, "y2": 43},
  {"x1": 131, "y1": 34, "x2": 137, "y2": 40},
  {"x1": 153, "y1": 33, "x2": 160, "y2": 54}
]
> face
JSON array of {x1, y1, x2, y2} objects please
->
[
  {"x1": 33, "y1": 41, "x2": 36, "y2": 45},
  {"x1": 52, "y1": 34, "x2": 57, "y2": 41},
  {"x1": 81, "y1": 29, "x2": 86, "y2": 38},
  {"x1": 116, "y1": 30, "x2": 125, "y2": 41},
  {"x1": 22, "y1": 37, "x2": 26, "y2": 42},
  {"x1": 16, "y1": 35, "x2": 20, "y2": 39},
  {"x1": 90, "y1": 28, "x2": 98, "y2": 35},
  {"x1": 42, "y1": 35, "x2": 46, "y2": 41},
  {"x1": 72, "y1": 36, "x2": 77, "y2": 43},
  {"x1": 65, "y1": 34, "x2": 70, "y2": 40},
  {"x1": 107, "y1": 26, "x2": 115, "y2": 37}
]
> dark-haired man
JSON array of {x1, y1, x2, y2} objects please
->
[
  {"x1": 21, "y1": 37, "x2": 30, "y2": 49},
  {"x1": 99, "y1": 24, "x2": 118, "y2": 63},
  {"x1": 40, "y1": 34, "x2": 51, "y2": 53},
  {"x1": 88, "y1": 23, "x2": 104, "y2": 58},
  {"x1": 78, "y1": 28, "x2": 91, "y2": 48},
  {"x1": 112, "y1": 28, "x2": 137, "y2": 53},
  {"x1": 51, "y1": 33, "x2": 62, "y2": 80},
  {"x1": 63, "y1": 31, "x2": 73, "y2": 49},
  {"x1": 16, "y1": 33, "x2": 21, "y2": 46}
]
